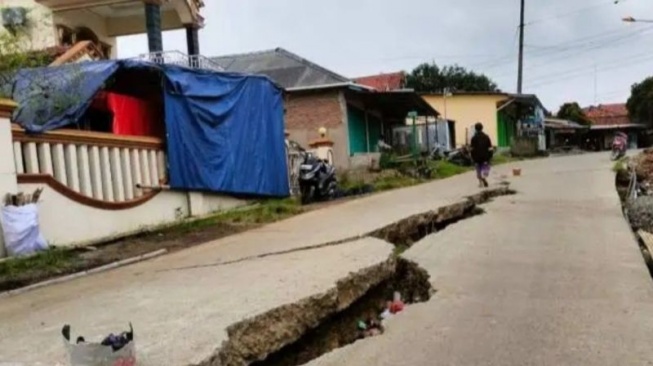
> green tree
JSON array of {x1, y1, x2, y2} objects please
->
[
  {"x1": 556, "y1": 102, "x2": 592, "y2": 125},
  {"x1": 0, "y1": 11, "x2": 85, "y2": 129},
  {"x1": 405, "y1": 63, "x2": 499, "y2": 93},
  {"x1": 627, "y1": 76, "x2": 653, "y2": 127},
  {"x1": 0, "y1": 13, "x2": 52, "y2": 98}
]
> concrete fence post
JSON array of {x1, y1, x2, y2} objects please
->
[{"x1": 0, "y1": 110, "x2": 19, "y2": 257}]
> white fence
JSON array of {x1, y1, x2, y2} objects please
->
[
  {"x1": 135, "y1": 51, "x2": 224, "y2": 72},
  {"x1": 12, "y1": 126, "x2": 166, "y2": 202}
]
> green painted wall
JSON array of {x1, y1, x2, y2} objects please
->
[
  {"x1": 347, "y1": 105, "x2": 382, "y2": 155},
  {"x1": 368, "y1": 113, "x2": 382, "y2": 153},
  {"x1": 347, "y1": 106, "x2": 366, "y2": 155},
  {"x1": 497, "y1": 111, "x2": 515, "y2": 147}
]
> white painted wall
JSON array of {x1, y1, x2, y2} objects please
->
[
  {"x1": 16, "y1": 183, "x2": 247, "y2": 248},
  {"x1": 19, "y1": 183, "x2": 188, "y2": 247},
  {"x1": 0, "y1": 116, "x2": 18, "y2": 256},
  {"x1": 188, "y1": 192, "x2": 244, "y2": 217}
]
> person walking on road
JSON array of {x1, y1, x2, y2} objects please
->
[{"x1": 470, "y1": 122, "x2": 493, "y2": 188}]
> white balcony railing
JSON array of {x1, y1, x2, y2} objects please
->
[
  {"x1": 135, "y1": 51, "x2": 224, "y2": 72},
  {"x1": 12, "y1": 126, "x2": 167, "y2": 203}
]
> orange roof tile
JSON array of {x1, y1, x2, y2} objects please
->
[
  {"x1": 355, "y1": 72, "x2": 406, "y2": 91},
  {"x1": 583, "y1": 103, "x2": 630, "y2": 126}
]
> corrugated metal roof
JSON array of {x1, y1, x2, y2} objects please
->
[{"x1": 211, "y1": 48, "x2": 350, "y2": 89}]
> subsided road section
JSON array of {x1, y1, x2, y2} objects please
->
[{"x1": 309, "y1": 153, "x2": 653, "y2": 366}]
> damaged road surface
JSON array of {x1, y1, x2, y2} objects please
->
[
  {"x1": 307, "y1": 153, "x2": 653, "y2": 366},
  {"x1": 0, "y1": 167, "x2": 515, "y2": 366}
]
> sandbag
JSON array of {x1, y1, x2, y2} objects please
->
[{"x1": 1, "y1": 203, "x2": 47, "y2": 257}]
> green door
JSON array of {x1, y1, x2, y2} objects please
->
[
  {"x1": 368, "y1": 113, "x2": 382, "y2": 152},
  {"x1": 347, "y1": 106, "x2": 367, "y2": 155},
  {"x1": 497, "y1": 111, "x2": 515, "y2": 148}
]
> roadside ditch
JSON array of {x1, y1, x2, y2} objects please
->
[
  {"x1": 198, "y1": 187, "x2": 515, "y2": 366},
  {"x1": 614, "y1": 157, "x2": 653, "y2": 276}
]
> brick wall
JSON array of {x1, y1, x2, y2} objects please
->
[
  {"x1": 286, "y1": 90, "x2": 344, "y2": 131},
  {"x1": 285, "y1": 89, "x2": 350, "y2": 169}
]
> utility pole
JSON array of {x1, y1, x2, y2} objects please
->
[
  {"x1": 593, "y1": 64, "x2": 598, "y2": 105},
  {"x1": 517, "y1": 0, "x2": 525, "y2": 93}
]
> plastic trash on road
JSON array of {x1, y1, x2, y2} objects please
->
[
  {"x1": 389, "y1": 291, "x2": 405, "y2": 314},
  {"x1": 62, "y1": 324, "x2": 135, "y2": 366},
  {"x1": 1, "y1": 203, "x2": 47, "y2": 257}
]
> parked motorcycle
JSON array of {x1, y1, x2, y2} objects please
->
[
  {"x1": 447, "y1": 146, "x2": 474, "y2": 166},
  {"x1": 430, "y1": 145, "x2": 477, "y2": 167},
  {"x1": 611, "y1": 132, "x2": 628, "y2": 161},
  {"x1": 298, "y1": 152, "x2": 337, "y2": 205}
]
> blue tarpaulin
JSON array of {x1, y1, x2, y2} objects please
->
[{"x1": 11, "y1": 60, "x2": 289, "y2": 197}]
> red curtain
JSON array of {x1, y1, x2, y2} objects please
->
[{"x1": 106, "y1": 92, "x2": 163, "y2": 138}]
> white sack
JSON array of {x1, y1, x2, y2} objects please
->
[{"x1": 1, "y1": 203, "x2": 48, "y2": 257}]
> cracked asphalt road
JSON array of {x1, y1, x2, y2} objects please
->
[{"x1": 309, "y1": 153, "x2": 653, "y2": 366}]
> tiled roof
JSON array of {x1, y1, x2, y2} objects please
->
[
  {"x1": 354, "y1": 72, "x2": 406, "y2": 91},
  {"x1": 211, "y1": 48, "x2": 349, "y2": 89},
  {"x1": 584, "y1": 103, "x2": 630, "y2": 126}
]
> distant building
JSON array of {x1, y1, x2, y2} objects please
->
[
  {"x1": 584, "y1": 104, "x2": 630, "y2": 127},
  {"x1": 0, "y1": 0, "x2": 204, "y2": 62},
  {"x1": 583, "y1": 103, "x2": 644, "y2": 150},
  {"x1": 354, "y1": 72, "x2": 407, "y2": 91},
  {"x1": 421, "y1": 92, "x2": 545, "y2": 148},
  {"x1": 212, "y1": 48, "x2": 436, "y2": 170}
]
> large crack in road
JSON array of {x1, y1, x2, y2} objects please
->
[{"x1": 195, "y1": 187, "x2": 515, "y2": 366}]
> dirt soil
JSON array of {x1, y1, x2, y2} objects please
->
[{"x1": 0, "y1": 221, "x2": 252, "y2": 293}]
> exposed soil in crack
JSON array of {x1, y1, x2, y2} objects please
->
[
  {"x1": 370, "y1": 187, "x2": 515, "y2": 253},
  {"x1": 250, "y1": 259, "x2": 431, "y2": 366},
  {"x1": 196, "y1": 186, "x2": 515, "y2": 366}
]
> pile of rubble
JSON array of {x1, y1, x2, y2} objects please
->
[
  {"x1": 628, "y1": 196, "x2": 653, "y2": 233},
  {"x1": 625, "y1": 149, "x2": 653, "y2": 232},
  {"x1": 632, "y1": 149, "x2": 653, "y2": 187}
]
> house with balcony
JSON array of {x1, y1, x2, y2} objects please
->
[
  {"x1": 0, "y1": 0, "x2": 205, "y2": 63},
  {"x1": 0, "y1": 60, "x2": 288, "y2": 258},
  {"x1": 0, "y1": 2, "x2": 292, "y2": 258}
]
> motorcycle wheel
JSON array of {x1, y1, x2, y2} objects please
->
[
  {"x1": 300, "y1": 184, "x2": 314, "y2": 205},
  {"x1": 325, "y1": 181, "x2": 338, "y2": 200}
]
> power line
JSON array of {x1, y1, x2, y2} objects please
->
[
  {"x1": 524, "y1": 0, "x2": 623, "y2": 27},
  {"x1": 489, "y1": 25, "x2": 653, "y2": 79},
  {"x1": 526, "y1": 52, "x2": 653, "y2": 88},
  {"x1": 468, "y1": 25, "x2": 642, "y2": 75}
]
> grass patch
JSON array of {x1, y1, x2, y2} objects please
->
[
  {"x1": 373, "y1": 174, "x2": 421, "y2": 191},
  {"x1": 173, "y1": 198, "x2": 303, "y2": 234},
  {"x1": 432, "y1": 161, "x2": 471, "y2": 179},
  {"x1": 218, "y1": 198, "x2": 303, "y2": 224},
  {"x1": 0, "y1": 248, "x2": 79, "y2": 279}
]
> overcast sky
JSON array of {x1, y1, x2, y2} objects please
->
[{"x1": 118, "y1": 0, "x2": 653, "y2": 112}]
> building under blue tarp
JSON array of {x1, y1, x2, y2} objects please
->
[{"x1": 10, "y1": 60, "x2": 289, "y2": 198}]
